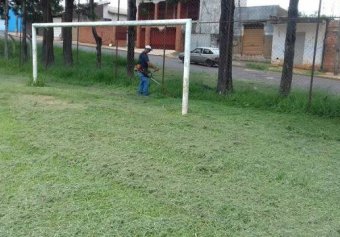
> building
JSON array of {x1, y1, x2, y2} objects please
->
[
  {"x1": 271, "y1": 17, "x2": 327, "y2": 68},
  {"x1": 194, "y1": 4, "x2": 287, "y2": 60},
  {"x1": 271, "y1": 18, "x2": 340, "y2": 73},
  {"x1": 0, "y1": 8, "x2": 22, "y2": 33},
  {"x1": 135, "y1": 0, "x2": 289, "y2": 60},
  {"x1": 322, "y1": 20, "x2": 340, "y2": 73},
  {"x1": 136, "y1": 0, "x2": 247, "y2": 51},
  {"x1": 136, "y1": 0, "x2": 199, "y2": 51},
  {"x1": 76, "y1": 4, "x2": 128, "y2": 46},
  {"x1": 58, "y1": 0, "x2": 128, "y2": 45}
]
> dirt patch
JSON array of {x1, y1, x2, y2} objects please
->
[{"x1": 18, "y1": 94, "x2": 86, "y2": 110}]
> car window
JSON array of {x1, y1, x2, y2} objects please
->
[
  {"x1": 192, "y1": 48, "x2": 202, "y2": 54},
  {"x1": 203, "y1": 49, "x2": 213, "y2": 54},
  {"x1": 211, "y1": 49, "x2": 219, "y2": 55}
]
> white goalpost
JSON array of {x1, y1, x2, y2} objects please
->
[{"x1": 32, "y1": 19, "x2": 192, "y2": 115}]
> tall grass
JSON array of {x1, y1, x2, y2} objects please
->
[
  {"x1": 160, "y1": 77, "x2": 340, "y2": 117},
  {"x1": 245, "y1": 62, "x2": 270, "y2": 71},
  {"x1": 0, "y1": 40, "x2": 339, "y2": 118}
]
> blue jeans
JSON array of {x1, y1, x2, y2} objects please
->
[{"x1": 137, "y1": 72, "x2": 150, "y2": 96}]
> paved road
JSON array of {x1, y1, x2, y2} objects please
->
[{"x1": 69, "y1": 43, "x2": 340, "y2": 94}]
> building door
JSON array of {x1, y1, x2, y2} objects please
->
[
  {"x1": 242, "y1": 25, "x2": 264, "y2": 56},
  {"x1": 150, "y1": 27, "x2": 176, "y2": 50},
  {"x1": 139, "y1": 28, "x2": 146, "y2": 49},
  {"x1": 294, "y1": 32, "x2": 305, "y2": 65}
]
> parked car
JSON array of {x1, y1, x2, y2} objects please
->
[{"x1": 178, "y1": 47, "x2": 219, "y2": 67}]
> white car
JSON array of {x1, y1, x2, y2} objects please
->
[{"x1": 178, "y1": 47, "x2": 220, "y2": 67}]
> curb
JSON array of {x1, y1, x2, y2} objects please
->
[{"x1": 72, "y1": 41, "x2": 178, "y2": 58}]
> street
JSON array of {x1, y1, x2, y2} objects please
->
[{"x1": 56, "y1": 42, "x2": 340, "y2": 94}]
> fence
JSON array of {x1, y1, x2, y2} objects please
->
[{"x1": 1, "y1": 1, "x2": 340, "y2": 95}]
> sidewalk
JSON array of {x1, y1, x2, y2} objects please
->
[
  {"x1": 231, "y1": 60, "x2": 340, "y2": 81},
  {"x1": 73, "y1": 41, "x2": 178, "y2": 58}
]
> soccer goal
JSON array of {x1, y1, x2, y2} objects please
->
[{"x1": 31, "y1": 19, "x2": 192, "y2": 115}]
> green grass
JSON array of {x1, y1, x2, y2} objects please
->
[
  {"x1": 245, "y1": 62, "x2": 324, "y2": 77},
  {"x1": 245, "y1": 62, "x2": 270, "y2": 71},
  {"x1": 1, "y1": 39, "x2": 339, "y2": 118},
  {"x1": 1, "y1": 39, "x2": 340, "y2": 236},
  {"x1": 0, "y1": 72, "x2": 340, "y2": 236}
]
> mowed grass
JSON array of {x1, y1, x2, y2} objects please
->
[{"x1": 0, "y1": 73, "x2": 339, "y2": 236}]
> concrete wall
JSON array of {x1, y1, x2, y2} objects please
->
[
  {"x1": 272, "y1": 23, "x2": 327, "y2": 67},
  {"x1": 197, "y1": 5, "x2": 287, "y2": 58},
  {"x1": 234, "y1": 5, "x2": 287, "y2": 36},
  {"x1": 199, "y1": 4, "x2": 287, "y2": 40},
  {"x1": 191, "y1": 34, "x2": 211, "y2": 49}
]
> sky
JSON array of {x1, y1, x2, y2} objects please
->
[{"x1": 247, "y1": 0, "x2": 340, "y2": 16}]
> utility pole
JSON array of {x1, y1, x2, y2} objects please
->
[
  {"x1": 77, "y1": 0, "x2": 80, "y2": 63},
  {"x1": 115, "y1": 0, "x2": 120, "y2": 79},
  {"x1": 307, "y1": 0, "x2": 322, "y2": 110},
  {"x1": 162, "y1": 0, "x2": 168, "y2": 93}
]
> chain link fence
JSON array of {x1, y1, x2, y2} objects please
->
[{"x1": 1, "y1": 1, "x2": 340, "y2": 90}]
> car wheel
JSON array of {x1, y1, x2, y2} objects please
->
[
  {"x1": 179, "y1": 57, "x2": 184, "y2": 63},
  {"x1": 206, "y1": 59, "x2": 215, "y2": 67}
]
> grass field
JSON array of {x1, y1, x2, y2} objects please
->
[{"x1": 0, "y1": 70, "x2": 339, "y2": 236}]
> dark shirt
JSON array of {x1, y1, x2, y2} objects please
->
[{"x1": 139, "y1": 52, "x2": 149, "y2": 72}]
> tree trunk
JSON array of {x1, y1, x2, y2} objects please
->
[
  {"x1": 127, "y1": 0, "x2": 137, "y2": 77},
  {"x1": 279, "y1": 0, "x2": 299, "y2": 96},
  {"x1": 41, "y1": 0, "x2": 55, "y2": 67},
  {"x1": 92, "y1": 27, "x2": 102, "y2": 68},
  {"x1": 4, "y1": 0, "x2": 8, "y2": 59},
  {"x1": 217, "y1": 0, "x2": 235, "y2": 94},
  {"x1": 21, "y1": 0, "x2": 28, "y2": 62},
  {"x1": 63, "y1": 0, "x2": 74, "y2": 66},
  {"x1": 89, "y1": 0, "x2": 102, "y2": 68}
]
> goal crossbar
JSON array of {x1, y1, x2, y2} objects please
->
[{"x1": 32, "y1": 19, "x2": 192, "y2": 115}]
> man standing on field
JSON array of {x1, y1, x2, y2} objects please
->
[{"x1": 137, "y1": 45, "x2": 159, "y2": 96}]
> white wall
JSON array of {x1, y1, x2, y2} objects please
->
[
  {"x1": 104, "y1": 5, "x2": 127, "y2": 20},
  {"x1": 0, "y1": 19, "x2": 4, "y2": 31},
  {"x1": 53, "y1": 17, "x2": 62, "y2": 39},
  {"x1": 61, "y1": 0, "x2": 103, "y2": 7},
  {"x1": 191, "y1": 34, "x2": 211, "y2": 49},
  {"x1": 271, "y1": 22, "x2": 326, "y2": 65},
  {"x1": 61, "y1": 0, "x2": 128, "y2": 11},
  {"x1": 236, "y1": 0, "x2": 247, "y2": 7},
  {"x1": 61, "y1": 0, "x2": 128, "y2": 21}
]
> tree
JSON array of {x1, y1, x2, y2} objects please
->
[
  {"x1": 216, "y1": 0, "x2": 235, "y2": 94},
  {"x1": 4, "y1": 0, "x2": 9, "y2": 59},
  {"x1": 89, "y1": 0, "x2": 102, "y2": 68},
  {"x1": 280, "y1": 0, "x2": 299, "y2": 96},
  {"x1": 41, "y1": 0, "x2": 55, "y2": 67},
  {"x1": 5, "y1": 0, "x2": 32, "y2": 62},
  {"x1": 12, "y1": 0, "x2": 28, "y2": 62},
  {"x1": 21, "y1": 0, "x2": 28, "y2": 62},
  {"x1": 127, "y1": 0, "x2": 137, "y2": 77},
  {"x1": 3, "y1": 0, "x2": 61, "y2": 63},
  {"x1": 63, "y1": 0, "x2": 73, "y2": 66}
]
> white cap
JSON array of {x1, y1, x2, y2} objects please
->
[{"x1": 145, "y1": 45, "x2": 152, "y2": 50}]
